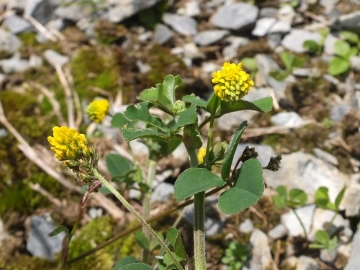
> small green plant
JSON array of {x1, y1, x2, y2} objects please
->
[
  {"x1": 303, "y1": 27, "x2": 330, "y2": 55},
  {"x1": 273, "y1": 185, "x2": 308, "y2": 238},
  {"x1": 328, "y1": 31, "x2": 360, "y2": 76},
  {"x1": 269, "y1": 51, "x2": 307, "y2": 81},
  {"x1": 241, "y1": 57, "x2": 258, "y2": 80},
  {"x1": 221, "y1": 241, "x2": 250, "y2": 270},
  {"x1": 309, "y1": 229, "x2": 338, "y2": 253}
]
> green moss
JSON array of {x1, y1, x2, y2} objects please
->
[
  {"x1": 0, "y1": 255, "x2": 57, "y2": 270},
  {"x1": 71, "y1": 47, "x2": 119, "y2": 99}
]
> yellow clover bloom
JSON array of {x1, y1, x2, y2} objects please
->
[
  {"x1": 197, "y1": 148, "x2": 207, "y2": 164},
  {"x1": 85, "y1": 99, "x2": 109, "y2": 123},
  {"x1": 48, "y1": 126, "x2": 92, "y2": 161},
  {"x1": 212, "y1": 62, "x2": 254, "y2": 102}
]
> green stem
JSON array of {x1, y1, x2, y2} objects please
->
[
  {"x1": 142, "y1": 160, "x2": 156, "y2": 263},
  {"x1": 92, "y1": 168, "x2": 183, "y2": 270},
  {"x1": 292, "y1": 208, "x2": 308, "y2": 240},
  {"x1": 324, "y1": 211, "x2": 338, "y2": 233}
]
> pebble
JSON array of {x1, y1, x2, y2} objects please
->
[
  {"x1": 26, "y1": 215, "x2": 65, "y2": 260},
  {"x1": 324, "y1": 34, "x2": 341, "y2": 55},
  {"x1": 151, "y1": 182, "x2": 174, "y2": 203},
  {"x1": 163, "y1": 13, "x2": 198, "y2": 36},
  {"x1": 330, "y1": 103, "x2": 351, "y2": 122},
  {"x1": 193, "y1": 30, "x2": 229, "y2": 46},
  {"x1": 338, "y1": 11, "x2": 360, "y2": 29},
  {"x1": 313, "y1": 148, "x2": 338, "y2": 166},
  {"x1": 239, "y1": 218, "x2": 254, "y2": 234},
  {"x1": 3, "y1": 15, "x2": 32, "y2": 34},
  {"x1": 282, "y1": 29, "x2": 322, "y2": 53},
  {"x1": 281, "y1": 204, "x2": 316, "y2": 238},
  {"x1": 153, "y1": 23, "x2": 173, "y2": 44},
  {"x1": 222, "y1": 36, "x2": 249, "y2": 60},
  {"x1": 252, "y1": 17, "x2": 276, "y2": 37},
  {"x1": 270, "y1": 111, "x2": 304, "y2": 127},
  {"x1": 0, "y1": 29, "x2": 22, "y2": 54},
  {"x1": 43, "y1": 49, "x2": 69, "y2": 67},
  {"x1": 212, "y1": 3, "x2": 259, "y2": 31},
  {"x1": 344, "y1": 229, "x2": 360, "y2": 270},
  {"x1": 268, "y1": 224, "x2": 288, "y2": 240},
  {"x1": 0, "y1": 53, "x2": 30, "y2": 74}
]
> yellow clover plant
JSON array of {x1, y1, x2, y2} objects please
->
[{"x1": 85, "y1": 99, "x2": 110, "y2": 123}]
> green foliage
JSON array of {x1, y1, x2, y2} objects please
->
[
  {"x1": 328, "y1": 31, "x2": 360, "y2": 76},
  {"x1": 137, "y1": 0, "x2": 168, "y2": 29},
  {"x1": 303, "y1": 27, "x2": 330, "y2": 54},
  {"x1": 221, "y1": 241, "x2": 250, "y2": 270},
  {"x1": 241, "y1": 57, "x2": 258, "y2": 79},
  {"x1": 314, "y1": 186, "x2": 345, "y2": 211},
  {"x1": 114, "y1": 256, "x2": 139, "y2": 269},
  {"x1": 218, "y1": 159, "x2": 264, "y2": 215},
  {"x1": 309, "y1": 230, "x2": 338, "y2": 253},
  {"x1": 135, "y1": 231, "x2": 162, "y2": 252},
  {"x1": 273, "y1": 186, "x2": 308, "y2": 209},
  {"x1": 269, "y1": 51, "x2": 306, "y2": 81},
  {"x1": 174, "y1": 168, "x2": 226, "y2": 201},
  {"x1": 115, "y1": 263, "x2": 153, "y2": 270}
]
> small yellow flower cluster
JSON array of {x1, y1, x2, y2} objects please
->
[
  {"x1": 48, "y1": 126, "x2": 92, "y2": 161},
  {"x1": 85, "y1": 99, "x2": 109, "y2": 123},
  {"x1": 212, "y1": 62, "x2": 254, "y2": 102},
  {"x1": 197, "y1": 148, "x2": 207, "y2": 164}
]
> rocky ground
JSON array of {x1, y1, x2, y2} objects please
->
[{"x1": 0, "y1": 0, "x2": 360, "y2": 269}]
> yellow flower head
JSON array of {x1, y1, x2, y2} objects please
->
[
  {"x1": 197, "y1": 148, "x2": 207, "y2": 164},
  {"x1": 85, "y1": 99, "x2": 109, "y2": 123},
  {"x1": 48, "y1": 126, "x2": 92, "y2": 161},
  {"x1": 212, "y1": 62, "x2": 254, "y2": 102}
]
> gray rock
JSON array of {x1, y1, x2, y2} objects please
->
[
  {"x1": 350, "y1": 56, "x2": 360, "y2": 71},
  {"x1": 222, "y1": 36, "x2": 249, "y2": 60},
  {"x1": 151, "y1": 182, "x2": 174, "y2": 203},
  {"x1": 212, "y1": 3, "x2": 259, "y2": 31},
  {"x1": 0, "y1": 128, "x2": 7, "y2": 138},
  {"x1": 330, "y1": 103, "x2": 351, "y2": 122},
  {"x1": 277, "y1": 5, "x2": 296, "y2": 24},
  {"x1": 292, "y1": 68, "x2": 321, "y2": 78},
  {"x1": 255, "y1": 54, "x2": 290, "y2": 98},
  {"x1": 268, "y1": 224, "x2": 288, "y2": 239},
  {"x1": 3, "y1": 15, "x2": 32, "y2": 34},
  {"x1": 25, "y1": 0, "x2": 54, "y2": 25},
  {"x1": 282, "y1": 29, "x2": 322, "y2": 53},
  {"x1": 104, "y1": 0, "x2": 161, "y2": 23},
  {"x1": 0, "y1": 29, "x2": 22, "y2": 54},
  {"x1": 252, "y1": 17, "x2": 276, "y2": 37},
  {"x1": 344, "y1": 229, "x2": 360, "y2": 270},
  {"x1": 44, "y1": 49, "x2": 69, "y2": 67},
  {"x1": 342, "y1": 182, "x2": 360, "y2": 217},
  {"x1": 36, "y1": 19, "x2": 65, "y2": 43},
  {"x1": 313, "y1": 148, "x2": 338, "y2": 166},
  {"x1": 0, "y1": 53, "x2": 29, "y2": 74},
  {"x1": 263, "y1": 152, "x2": 348, "y2": 204},
  {"x1": 153, "y1": 23, "x2": 173, "y2": 44},
  {"x1": 217, "y1": 110, "x2": 257, "y2": 131},
  {"x1": 163, "y1": 13, "x2": 197, "y2": 36},
  {"x1": 7, "y1": 0, "x2": 27, "y2": 10},
  {"x1": 248, "y1": 229, "x2": 277, "y2": 270},
  {"x1": 320, "y1": 0, "x2": 339, "y2": 14},
  {"x1": 259, "y1": 7, "x2": 278, "y2": 18},
  {"x1": 194, "y1": 30, "x2": 229, "y2": 46},
  {"x1": 136, "y1": 60, "x2": 151, "y2": 74},
  {"x1": 55, "y1": 4, "x2": 92, "y2": 22},
  {"x1": 183, "y1": 43, "x2": 205, "y2": 59},
  {"x1": 29, "y1": 54, "x2": 43, "y2": 68},
  {"x1": 309, "y1": 208, "x2": 346, "y2": 241},
  {"x1": 270, "y1": 112, "x2": 304, "y2": 127},
  {"x1": 267, "y1": 33, "x2": 282, "y2": 48},
  {"x1": 243, "y1": 87, "x2": 273, "y2": 102},
  {"x1": 179, "y1": 0, "x2": 201, "y2": 17},
  {"x1": 239, "y1": 218, "x2": 254, "y2": 234},
  {"x1": 269, "y1": 20, "x2": 291, "y2": 34},
  {"x1": 281, "y1": 204, "x2": 316, "y2": 238},
  {"x1": 233, "y1": 143, "x2": 275, "y2": 167},
  {"x1": 88, "y1": 207, "x2": 103, "y2": 219},
  {"x1": 323, "y1": 73, "x2": 340, "y2": 86},
  {"x1": 297, "y1": 256, "x2": 319, "y2": 270},
  {"x1": 320, "y1": 248, "x2": 337, "y2": 264},
  {"x1": 26, "y1": 215, "x2": 65, "y2": 260},
  {"x1": 324, "y1": 34, "x2": 341, "y2": 55},
  {"x1": 338, "y1": 11, "x2": 360, "y2": 30}
]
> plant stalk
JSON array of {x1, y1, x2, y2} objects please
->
[
  {"x1": 92, "y1": 168, "x2": 183, "y2": 270},
  {"x1": 292, "y1": 208, "x2": 308, "y2": 240}
]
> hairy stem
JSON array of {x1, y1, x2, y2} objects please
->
[
  {"x1": 292, "y1": 208, "x2": 308, "y2": 240},
  {"x1": 92, "y1": 168, "x2": 183, "y2": 270}
]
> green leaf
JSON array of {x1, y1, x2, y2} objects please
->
[
  {"x1": 166, "y1": 228, "x2": 186, "y2": 260},
  {"x1": 135, "y1": 231, "x2": 149, "y2": 250},
  {"x1": 335, "y1": 187, "x2": 346, "y2": 209},
  {"x1": 106, "y1": 154, "x2": 132, "y2": 178},
  {"x1": 269, "y1": 69, "x2": 291, "y2": 82},
  {"x1": 174, "y1": 168, "x2": 226, "y2": 201},
  {"x1": 221, "y1": 121, "x2": 248, "y2": 179},
  {"x1": 328, "y1": 235, "x2": 338, "y2": 253},
  {"x1": 273, "y1": 186, "x2": 287, "y2": 209},
  {"x1": 315, "y1": 187, "x2": 336, "y2": 210},
  {"x1": 340, "y1": 31, "x2": 360, "y2": 44},
  {"x1": 122, "y1": 128, "x2": 170, "y2": 141},
  {"x1": 138, "y1": 87, "x2": 158, "y2": 102},
  {"x1": 280, "y1": 51, "x2": 294, "y2": 71},
  {"x1": 111, "y1": 113, "x2": 130, "y2": 128},
  {"x1": 182, "y1": 95, "x2": 207, "y2": 108},
  {"x1": 328, "y1": 57, "x2": 350, "y2": 76},
  {"x1": 124, "y1": 102, "x2": 169, "y2": 132},
  {"x1": 303, "y1": 40, "x2": 320, "y2": 53},
  {"x1": 206, "y1": 93, "x2": 220, "y2": 113},
  {"x1": 288, "y1": 188, "x2": 307, "y2": 207},
  {"x1": 218, "y1": 159, "x2": 264, "y2": 215},
  {"x1": 334, "y1": 40, "x2": 351, "y2": 58},
  {"x1": 48, "y1": 225, "x2": 68, "y2": 236},
  {"x1": 308, "y1": 243, "x2": 326, "y2": 249},
  {"x1": 158, "y1": 75, "x2": 182, "y2": 112},
  {"x1": 241, "y1": 57, "x2": 257, "y2": 71},
  {"x1": 170, "y1": 104, "x2": 197, "y2": 131},
  {"x1": 115, "y1": 263, "x2": 153, "y2": 270},
  {"x1": 183, "y1": 125, "x2": 202, "y2": 149},
  {"x1": 346, "y1": 47, "x2": 359, "y2": 58},
  {"x1": 292, "y1": 55, "x2": 307, "y2": 68},
  {"x1": 315, "y1": 230, "x2": 330, "y2": 245},
  {"x1": 219, "y1": 97, "x2": 273, "y2": 116},
  {"x1": 113, "y1": 256, "x2": 138, "y2": 269}
]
